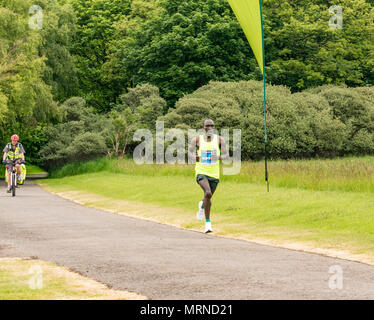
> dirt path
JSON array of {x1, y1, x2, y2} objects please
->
[{"x1": 1, "y1": 182, "x2": 373, "y2": 299}]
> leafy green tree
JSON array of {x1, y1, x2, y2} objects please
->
[
  {"x1": 119, "y1": 83, "x2": 166, "y2": 126},
  {"x1": 105, "y1": 0, "x2": 258, "y2": 108},
  {"x1": 105, "y1": 0, "x2": 373, "y2": 109},
  {"x1": 0, "y1": 0, "x2": 59, "y2": 156},
  {"x1": 70, "y1": 0, "x2": 132, "y2": 112},
  {"x1": 108, "y1": 83, "x2": 166, "y2": 156},
  {"x1": 37, "y1": 0, "x2": 78, "y2": 102},
  {"x1": 103, "y1": 0, "x2": 163, "y2": 102},
  {"x1": 264, "y1": 0, "x2": 374, "y2": 91},
  {"x1": 108, "y1": 108, "x2": 138, "y2": 158}
]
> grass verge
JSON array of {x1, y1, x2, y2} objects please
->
[
  {"x1": 49, "y1": 156, "x2": 374, "y2": 193},
  {"x1": 26, "y1": 165, "x2": 47, "y2": 175},
  {"x1": 0, "y1": 257, "x2": 146, "y2": 300}
]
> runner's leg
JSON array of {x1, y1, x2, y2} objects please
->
[{"x1": 198, "y1": 179, "x2": 213, "y2": 220}]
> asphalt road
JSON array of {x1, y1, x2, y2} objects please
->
[{"x1": 1, "y1": 182, "x2": 374, "y2": 299}]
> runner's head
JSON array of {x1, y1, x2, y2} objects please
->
[
  {"x1": 203, "y1": 119, "x2": 215, "y2": 137},
  {"x1": 11, "y1": 134, "x2": 19, "y2": 145}
]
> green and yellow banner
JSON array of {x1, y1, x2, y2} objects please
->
[
  {"x1": 227, "y1": 0, "x2": 264, "y2": 74},
  {"x1": 228, "y1": 0, "x2": 269, "y2": 189}
]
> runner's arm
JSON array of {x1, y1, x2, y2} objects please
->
[
  {"x1": 188, "y1": 136, "x2": 199, "y2": 162},
  {"x1": 219, "y1": 137, "x2": 229, "y2": 161}
]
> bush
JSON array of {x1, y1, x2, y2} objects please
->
[
  {"x1": 39, "y1": 97, "x2": 111, "y2": 169},
  {"x1": 308, "y1": 86, "x2": 374, "y2": 155},
  {"x1": 119, "y1": 83, "x2": 166, "y2": 129},
  {"x1": 160, "y1": 80, "x2": 370, "y2": 159},
  {"x1": 64, "y1": 132, "x2": 107, "y2": 162}
]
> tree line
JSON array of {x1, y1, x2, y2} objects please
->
[{"x1": 0, "y1": 0, "x2": 373, "y2": 166}]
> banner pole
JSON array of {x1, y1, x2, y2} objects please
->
[{"x1": 259, "y1": 0, "x2": 269, "y2": 192}]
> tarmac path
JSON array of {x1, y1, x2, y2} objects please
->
[{"x1": 1, "y1": 182, "x2": 373, "y2": 299}]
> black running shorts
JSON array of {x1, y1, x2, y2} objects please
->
[{"x1": 196, "y1": 174, "x2": 220, "y2": 193}]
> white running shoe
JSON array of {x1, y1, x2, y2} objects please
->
[
  {"x1": 205, "y1": 221, "x2": 212, "y2": 233},
  {"x1": 197, "y1": 201, "x2": 204, "y2": 221}
]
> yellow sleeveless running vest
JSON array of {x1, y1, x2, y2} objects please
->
[
  {"x1": 6, "y1": 143, "x2": 21, "y2": 161},
  {"x1": 195, "y1": 134, "x2": 220, "y2": 179}
]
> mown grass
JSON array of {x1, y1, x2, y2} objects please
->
[
  {"x1": 27, "y1": 165, "x2": 47, "y2": 175},
  {"x1": 40, "y1": 155, "x2": 374, "y2": 262},
  {"x1": 0, "y1": 258, "x2": 143, "y2": 300},
  {"x1": 49, "y1": 156, "x2": 374, "y2": 193}
]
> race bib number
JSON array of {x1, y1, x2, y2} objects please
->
[{"x1": 201, "y1": 150, "x2": 217, "y2": 166}]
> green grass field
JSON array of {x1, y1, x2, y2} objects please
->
[
  {"x1": 0, "y1": 258, "x2": 144, "y2": 300},
  {"x1": 27, "y1": 165, "x2": 47, "y2": 175},
  {"x1": 39, "y1": 156, "x2": 374, "y2": 263},
  {"x1": 49, "y1": 156, "x2": 374, "y2": 193}
]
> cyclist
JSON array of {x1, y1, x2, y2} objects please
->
[{"x1": 2, "y1": 134, "x2": 25, "y2": 193}]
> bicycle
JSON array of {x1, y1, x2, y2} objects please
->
[{"x1": 3, "y1": 160, "x2": 24, "y2": 197}]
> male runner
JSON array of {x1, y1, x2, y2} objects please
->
[{"x1": 188, "y1": 119, "x2": 228, "y2": 233}]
